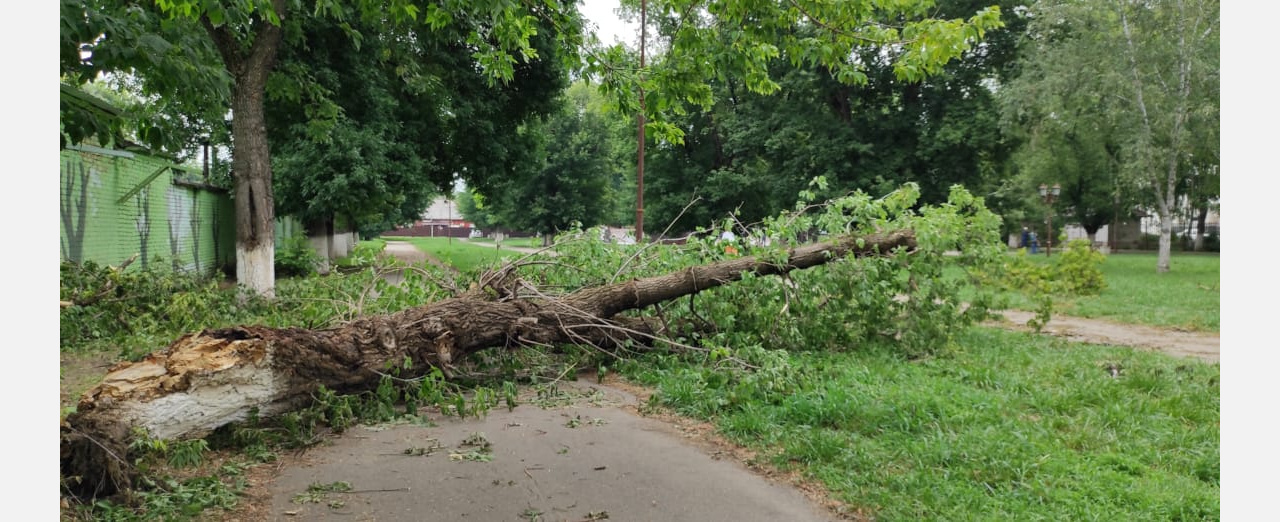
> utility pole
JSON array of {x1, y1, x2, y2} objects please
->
[
  {"x1": 634, "y1": 0, "x2": 646, "y2": 242},
  {"x1": 1039, "y1": 183, "x2": 1061, "y2": 256}
]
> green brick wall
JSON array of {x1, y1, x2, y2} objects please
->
[{"x1": 59, "y1": 147, "x2": 236, "y2": 276}]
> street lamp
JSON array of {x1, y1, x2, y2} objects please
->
[{"x1": 1038, "y1": 183, "x2": 1061, "y2": 256}]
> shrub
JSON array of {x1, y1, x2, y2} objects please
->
[
  {"x1": 1138, "y1": 233, "x2": 1160, "y2": 250},
  {"x1": 990, "y1": 240, "x2": 1105, "y2": 297},
  {"x1": 275, "y1": 233, "x2": 321, "y2": 277},
  {"x1": 1053, "y1": 239, "x2": 1106, "y2": 295},
  {"x1": 1203, "y1": 229, "x2": 1220, "y2": 252},
  {"x1": 59, "y1": 261, "x2": 238, "y2": 352},
  {"x1": 336, "y1": 240, "x2": 385, "y2": 268}
]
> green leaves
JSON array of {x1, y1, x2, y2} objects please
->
[
  {"x1": 584, "y1": 0, "x2": 1005, "y2": 145},
  {"x1": 424, "y1": 4, "x2": 453, "y2": 30},
  {"x1": 473, "y1": 80, "x2": 631, "y2": 236}
]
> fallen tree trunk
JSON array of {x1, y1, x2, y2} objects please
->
[{"x1": 61, "y1": 230, "x2": 915, "y2": 498}]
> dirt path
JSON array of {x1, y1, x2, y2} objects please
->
[
  {"x1": 257, "y1": 379, "x2": 839, "y2": 521},
  {"x1": 989, "y1": 310, "x2": 1220, "y2": 363}
]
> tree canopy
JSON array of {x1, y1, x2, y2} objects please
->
[
  {"x1": 638, "y1": 1, "x2": 1024, "y2": 235},
  {"x1": 587, "y1": 0, "x2": 1005, "y2": 145},
  {"x1": 468, "y1": 81, "x2": 634, "y2": 237},
  {"x1": 61, "y1": 0, "x2": 586, "y2": 295},
  {"x1": 1000, "y1": 0, "x2": 1219, "y2": 269},
  {"x1": 266, "y1": 12, "x2": 577, "y2": 234}
]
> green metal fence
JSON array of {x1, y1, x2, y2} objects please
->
[{"x1": 59, "y1": 146, "x2": 237, "y2": 275}]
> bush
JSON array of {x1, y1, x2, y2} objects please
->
[
  {"x1": 275, "y1": 233, "x2": 321, "y2": 277},
  {"x1": 988, "y1": 239, "x2": 1106, "y2": 296},
  {"x1": 59, "y1": 261, "x2": 244, "y2": 353},
  {"x1": 336, "y1": 240, "x2": 386, "y2": 268},
  {"x1": 1138, "y1": 233, "x2": 1160, "y2": 250},
  {"x1": 1203, "y1": 230, "x2": 1220, "y2": 252},
  {"x1": 1053, "y1": 239, "x2": 1106, "y2": 295}
]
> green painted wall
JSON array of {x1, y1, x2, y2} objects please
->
[{"x1": 59, "y1": 147, "x2": 236, "y2": 276}]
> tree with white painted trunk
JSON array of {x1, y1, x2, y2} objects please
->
[{"x1": 61, "y1": 0, "x2": 584, "y2": 296}]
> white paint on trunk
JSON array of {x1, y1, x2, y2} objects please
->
[
  {"x1": 237, "y1": 242, "x2": 276, "y2": 298},
  {"x1": 119, "y1": 349, "x2": 293, "y2": 440},
  {"x1": 1157, "y1": 213, "x2": 1173, "y2": 273}
]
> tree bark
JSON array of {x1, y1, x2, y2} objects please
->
[
  {"x1": 1193, "y1": 205, "x2": 1208, "y2": 251},
  {"x1": 204, "y1": 1, "x2": 287, "y2": 297},
  {"x1": 1157, "y1": 211, "x2": 1173, "y2": 273},
  {"x1": 231, "y1": 77, "x2": 279, "y2": 296},
  {"x1": 61, "y1": 230, "x2": 914, "y2": 498}
]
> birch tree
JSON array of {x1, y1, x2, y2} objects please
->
[{"x1": 1007, "y1": 0, "x2": 1218, "y2": 271}]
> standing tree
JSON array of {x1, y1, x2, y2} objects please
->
[
  {"x1": 266, "y1": 12, "x2": 576, "y2": 240},
  {"x1": 1118, "y1": 0, "x2": 1218, "y2": 270},
  {"x1": 479, "y1": 81, "x2": 632, "y2": 241},
  {"x1": 1005, "y1": 0, "x2": 1218, "y2": 271},
  {"x1": 61, "y1": 0, "x2": 584, "y2": 295},
  {"x1": 1001, "y1": 43, "x2": 1131, "y2": 240},
  {"x1": 457, "y1": 189, "x2": 502, "y2": 235},
  {"x1": 584, "y1": 0, "x2": 1007, "y2": 235}
]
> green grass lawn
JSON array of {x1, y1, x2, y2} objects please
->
[
  {"x1": 468, "y1": 236, "x2": 542, "y2": 248},
  {"x1": 1066, "y1": 252, "x2": 1219, "y2": 331},
  {"x1": 960, "y1": 251, "x2": 1219, "y2": 331},
  {"x1": 383, "y1": 236, "x2": 519, "y2": 273},
  {"x1": 624, "y1": 327, "x2": 1219, "y2": 520}
]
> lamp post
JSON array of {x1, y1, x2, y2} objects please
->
[{"x1": 1038, "y1": 183, "x2": 1061, "y2": 256}]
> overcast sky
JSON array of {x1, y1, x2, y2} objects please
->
[{"x1": 579, "y1": 0, "x2": 640, "y2": 47}]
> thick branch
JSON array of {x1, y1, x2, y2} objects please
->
[
  {"x1": 243, "y1": 0, "x2": 287, "y2": 81},
  {"x1": 200, "y1": 15, "x2": 243, "y2": 74},
  {"x1": 564, "y1": 229, "x2": 916, "y2": 318}
]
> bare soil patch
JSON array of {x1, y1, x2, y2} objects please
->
[{"x1": 990, "y1": 310, "x2": 1219, "y2": 362}]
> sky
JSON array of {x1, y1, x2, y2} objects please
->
[{"x1": 579, "y1": 0, "x2": 640, "y2": 48}]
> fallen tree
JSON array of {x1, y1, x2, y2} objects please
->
[{"x1": 61, "y1": 229, "x2": 915, "y2": 498}]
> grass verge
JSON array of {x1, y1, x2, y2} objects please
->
[
  {"x1": 964, "y1": 251, "x2": 1219, "y2": 331},
  {"x1": 383, "y1": 236, "x2": 519, "y2": 273},
  {"x1": 622, "y1": 327, "x2": 1219, "y2": 520},
  {"x1": 1065, "y1": 252, "x2": 1219, "y2": 331}
]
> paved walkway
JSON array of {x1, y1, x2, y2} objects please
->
[
  {"x1": 262, "y1": 380, "x2": 836, "y2": 521},
  {"x1": 379, "y1": 241, "x2": 457, "y2": 286},
  {"x1": 381, "y1": 241, "x2": 430, "y2": 264}
]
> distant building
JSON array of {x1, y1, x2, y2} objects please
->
[
  {"x1": 391, "y1": 197, "x2": 473, "y2": 238},
  {"x1": 1061, "y1": 205, "x2": 1219, "y2": 251},
  {"x1": 418, "y1": 198, "x2": 470, "y2": 228}
]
